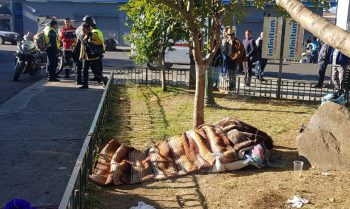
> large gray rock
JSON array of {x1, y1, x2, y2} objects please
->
[{"x1": 297, "y1": 102, "x2": 350, "y2": 170}]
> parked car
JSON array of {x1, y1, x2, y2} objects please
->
[{"x1": 0, "y1": 30, "x2": 20, "y2": 45}]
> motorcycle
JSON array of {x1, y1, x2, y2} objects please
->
[{"x1": 13, "y1": 37, "x2": 46, "y2": 81}]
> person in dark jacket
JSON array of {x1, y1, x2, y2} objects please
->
[
  {"x1": 242, "y1": 30, "x2": 258, "y2": 86},
  {"x1": 313, "y1": 43, "x2": 332, "y2": 88},
  {"x1": 329, "y1": 48, "x2": 350, "y2": 93},
  {"x1": 222, "y1": 28, "x2": 245, "y2": 91},
  {"x1": 44, "y1": 19, "x2": 59, "y2": 82},
  {"x1": 211, "y1": 45, "x2": 223, "y2": 90}
]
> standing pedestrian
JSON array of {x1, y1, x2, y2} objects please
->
[
  {"x1": 211, "y1": 44, "x2": 223, "y2": 90},
  {"x1": 44, "y1": 19, "x2": 60, "y2": 82},
  {"x1": 59, "y1": 18, "x2": 76, "y2": 78},
  {"x1": 79, "y1": 24, "x2": 106, "y2": 89},
  {"x1": 310, "y1": 37, "x2": 319, "y2": 63},
  {"x1": 255, "y1": 32, "x2": 267, "y2": 81},
  {"x1": 242, "y1": 30, "x2": 258, "y2": 86},
  {"x1": 222, "y1": 28, "x2": 245, "y2": 91},
  {"x1": 313, "y1": 43, "x2": 331, "y2": 88},
  {"x1": 329, "y1": 48, "x2": 350, "y2": 94}
]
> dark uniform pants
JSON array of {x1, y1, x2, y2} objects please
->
[
  {"x1": 46, "y1": 52, "x2": 58, "y2": 79},
  {"x1": 63, "y1": 50, "x2": 74, "y2": 68},
  {"x1": 76, "y1": 60, "x2": 83, "y2": 83},
  {"x1": 91, "y1": 56, "x2": 104, "y2": 81},
  {"x1": 83, "y1": 59, "x2": 103, "y2": 87}
]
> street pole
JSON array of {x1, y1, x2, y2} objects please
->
[
  {"x1": 189, "y1": 48, "x2": 196, "y2": 89},
  {"x1": 9, "y1": 0, "x2": 15, "y2": 32},
  {"x1": 205, "y1": 17, "x2": 216, "y2": 106},
  {"x1": 277, "y1": 18, "x2": 286, "y2": 99},
  {"x1": 205, "y1": 67, "x2": 216, "y2": 105}
]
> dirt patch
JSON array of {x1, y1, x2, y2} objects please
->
[{"x1": 250, "y1": 192, "x2": 288, "y2": 209}]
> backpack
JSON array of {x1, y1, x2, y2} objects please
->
[{"x1": 34, "y1": 31, "x2": 48, "y2": 51}]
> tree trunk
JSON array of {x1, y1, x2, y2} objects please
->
[
  {"x1": 276, "y1": 0, "x2": 350, "y2": 57},
  {"x1": 161, "y1": 53, "x2": 167, "y2": 92},
  {"x1": 193, "y1": 63, "x2": 206, "y2": 128}
]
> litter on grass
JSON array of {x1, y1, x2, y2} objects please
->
[
  {"x1": 129, "y1": 201, "x2": 155, "y2": 209},
  {"x1": 287, "y1": 196, "x2": 310, "y2": 208}
]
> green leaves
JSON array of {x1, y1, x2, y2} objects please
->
[{"x1": 121, "y1": 0, "x2": 188, "y2": 65}]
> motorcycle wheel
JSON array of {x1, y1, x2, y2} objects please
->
[{"x1": 13, "y1": 61, "x2": 25, "y2": 81}]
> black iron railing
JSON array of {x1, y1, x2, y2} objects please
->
[
  {"x1": 115, "y1": 67, "x2": 190, "y2": 86},
  {"x1": 114, "y1": 66, "x2": 349, "y2": 102},
  {"x1": 58, "y1": 72, "x2": 114, "y2": 209},
  {"x1": 219, "y1": 75, "x2": 348, "y2": 103}
]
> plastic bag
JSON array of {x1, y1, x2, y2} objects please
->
[
  {"x1": 129, "y1": 201, "x2": 156, "y2": 209},
  {"x1": 212, "y1": 152, "x2": 225, "y2": 173}
]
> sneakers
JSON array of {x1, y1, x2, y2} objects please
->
[
  {"x1": 90, "y1": 77, "x2": 102, "y2": 83},
  {"x1": 78, "y1": 85, "x2": 89, "y2": 89},
  {"x1": 47, "y1": 78, "x2": 60, "y2": 82},
  {"x1": 257, "y1": 76, "x2": 266, "y2": 82},
  {"x1": 312, "y1": 83, "x2": 323, "y2": 88},
  {"x1": 102, "y1": 76, "x2": 108, "y2": 87}
]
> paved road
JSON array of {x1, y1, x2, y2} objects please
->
[
  {"x1": 263, "y1": 61, "x2": 332, "y2": 82},
  {"x1": 0, "y1": 50, "x2": 134, "y2": 208},
  {"x1": 0, "y1": 44, "x2": 45, "y2": 105}
]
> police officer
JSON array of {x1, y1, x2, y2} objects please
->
[
  {"x1": 91, "y1": 23, "x2": 107, "y2": 84},
  {"x1": 79, "y1": 23, "x2": 105, "y2": 89},
  {"x1": 82, "y1": 15, "x2": 106, "y2": 85},
  {"x1": 44, "y1": 19, "x2": 60, "y2": 82},
  {"x1": 83, "y1": 15, "x2": 103, "y2": 83}
]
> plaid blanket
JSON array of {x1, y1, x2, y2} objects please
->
[{"x1": 89, "y1": 117, "x2": 273, "y2": 186}]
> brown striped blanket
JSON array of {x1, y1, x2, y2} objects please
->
[{"x1": 89, "y1": 117, "x2": 273, "y2": 186}]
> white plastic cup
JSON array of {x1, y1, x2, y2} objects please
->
[{"x1": 293, "y1": 160, "x2": 304, "y2": 177}]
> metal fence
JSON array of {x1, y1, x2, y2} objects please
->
[
  {"x1": 219, "y1": 75, "x2": 341, "y2": 102},
  {"x1": 115, "y1": 67, "x2": 190, "y2": 86},
  {"x1": 58, "y1": 72, "x2": 114, "y2": 209},
  {"x1": 114, "y1": 66, "x2": 350, "y2": 103}
]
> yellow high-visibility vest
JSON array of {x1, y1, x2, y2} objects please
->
[
  {"x1": 92, "y1": 28, "x2": 105, "y2": 51},
  {"x1": 44, "y1": 26, "x2": 60, "y2": 49}
]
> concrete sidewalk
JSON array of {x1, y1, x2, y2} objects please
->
[{"x1": 0, "y1": 77, "x2": 106, "y2": 208}]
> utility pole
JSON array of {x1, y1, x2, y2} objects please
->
[
  {"x1": 9, "y1": 0, "x2": 14, "y2": 32},
  {"x1": 336, "y1": 0, "x2": 350, "y2": 32},
  {"x1": 205, "y1": 0, "x2": 216, "y2": 106},
  {"x1": 276, "y1": 18, "x2": 286, "y2": 99}
]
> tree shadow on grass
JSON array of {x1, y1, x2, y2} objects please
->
[
  {"x1": 101, "y1": 86, "x2": 133, "y2": 145},
  {"x1": 208, "y1": 103, "x2": 312, "y2": 115},
  {"x1": 88, "y1": 174, "x2": 209, "y2": 209},
  {"x1": 215, "y1": 94, "x2": 320, "y2": 108}
]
